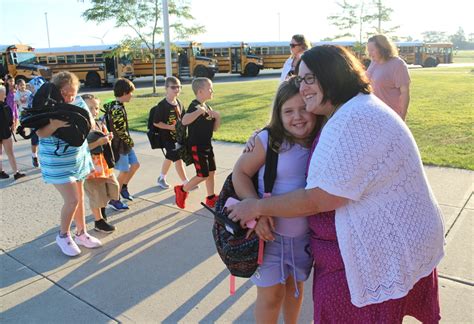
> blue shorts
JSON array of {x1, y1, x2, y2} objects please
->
[
  {"x1": 114, "y1": 149, "x2": 139, "y2": 172},
  {"x1": 251, "y1": 232, "x2": 312, "y2": 288}
]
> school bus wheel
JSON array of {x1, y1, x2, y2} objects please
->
[
  {"x1": 85, "y1": 72, "x2": 101, "y2": 88},
  {"x1": 244, "y1": 63, "x2": 260, "y2": 77},
  {"x1": 422, "y1": 57, "x2": 438, "y2": 68},
  {"x1": 193, "y1": 65, "x2": 211, "y2": 79}
]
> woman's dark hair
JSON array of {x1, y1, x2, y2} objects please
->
[
  {"x1": 267, "y1": 78, "x2": 321, "y2": 151},
  {"x1": 299, "y1": 45, "x2": 371, "y2": 107}
]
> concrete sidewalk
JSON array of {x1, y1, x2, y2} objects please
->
[{"x1": 1, "y1": 132, "x2": 473, "y2": 323}]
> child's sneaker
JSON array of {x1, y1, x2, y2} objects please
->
[
  {"x1": 157, "y1": 177, "x2": 170, "y2": 189},
  {"x1": 107, "y1": 199, "x2": 129, "y2": 211},
  {"x1": 94, "y1": 219, "x2": 116, "y2": 233},
  {"x1": 0, "y1": 171, "x2": 9, "y2": 179},
  {"x1": 56, "y1": 234, "x2": 81, "y2": 257},
  {"x1": 74, "y1": 232, "x2": 102, "y2": 249},
  {"x1": 174, "y1": 185, "x2": 189, "y2": 209},
  {"x1": 205, "y1": 194, "x2": 218, "y2": 208},
  {"x1": 13, "y1": 172, "x2": 26, "y2": 180},
  {"x1": 120, "y1": 187, "x2": 134, "y2": 201}
]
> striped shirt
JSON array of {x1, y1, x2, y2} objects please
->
[{"x1": 38, "y1": 96, "x2": 93, "y2": 184}]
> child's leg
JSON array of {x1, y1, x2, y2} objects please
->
[
  {"x1": 72, "y1": 181, "x2": 87, "y2": 234},
  {"x1": 205, "y1": 171, "x2": 215, "y2": 196},
  {"x1": 91, "y1": 207, "x2": 102, "y2": 221},
  {"x1": 53, "y1": 182, "x2": 81, "y2": 235},
  {"x1": 160, "y1": 159, "x2": 172, "y2": 178},
  {"x1": 182, "y1": 175, "x2": 206, "y2": 192},
  {"x1": 174, "y1": 159, "x2": 188, "y2": 182},
  {"x1": 282, "y1": 278, "x2": 305, "y2": 324},
  {"x1": 0, "y1": 140, "x2": 3, "y2": 171},
  {"x1": 255, "y1": 284, "x2": 285, "y2": 324},
  {"x1": 2, "y1": 137, "x2": 19, "y2": 172}
]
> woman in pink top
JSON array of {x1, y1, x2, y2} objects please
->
[{"x1": 366, "y1": 35, "x2": 411, "y2": 120}]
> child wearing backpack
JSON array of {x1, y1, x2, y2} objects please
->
[
  {"x1": 230, "y1": 79, "x2": 319, "y2": 324},
  {"x1": 152, "y1": 76, "x2": 189, "y2": 189},
  {"x1": 174, "y1": 77, "x2": 221, "y2": 209},
  {"x1": 103, "y1": 78, "x2": 139, "y2": 211},
  {"x1": 82, "y1": 94, "x2": 117, "y2": 233}
]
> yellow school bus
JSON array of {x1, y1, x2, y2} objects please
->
[
  {"x1": 397, "y1": 42, "x2": 453, "y2": 67},
  {"x1": 132, "y1": 41, "x2": 218, "y2": 79},
  {"x1": 35, "y1": 45, "x2": 134, "y2": 87},
  {"x1": 0, "y1": 44, "x2": 52, "y2": 81},
  {"x1": 200, "y1": 42, "x2": 263, "y2": 76},
  {"x1": 247, "y1": 41, "x2": 290, "y2": 70}
]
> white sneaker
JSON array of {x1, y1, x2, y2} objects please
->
[
  {"x1": 74, "y1": 232, "x2": 102, "y2": 249},
  {"x1": 56, "y1": 234, "x2": 81, "y2": 256}
]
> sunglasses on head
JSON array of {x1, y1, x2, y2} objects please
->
[
  {"x1": 81, "y1": 94, "x2": 97, "y2": 100},
  {"x1": 289, "y1": 43, "x2": 301, "y2": 48},
  {"x1": 168, "y1": 85, "x2": 182, "y2": 90}
]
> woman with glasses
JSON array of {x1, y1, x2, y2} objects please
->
[
  {"x1": 229, "y1": 45, "x2": 443, "y2": 323},
  {"x1": 280, "y1": 35, "x2": 311, "y2": 83}
]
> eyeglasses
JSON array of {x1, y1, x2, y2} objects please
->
[
  {"x1": 289, "y1": 43, "x2": 301, "y2": 48},
  {"x1": 295, "y1": 74, "x2": 317, "y2": 87},
  {"x1": 168, "y1": 85, "x2": 182, "y2": 90},
  {"x1": 80, "y1": 94, "x2": 97, "y2": 100}
]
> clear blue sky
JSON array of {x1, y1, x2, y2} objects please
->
[{"x1": 2, "y1": 0, "x2": 472, "y2": 48}]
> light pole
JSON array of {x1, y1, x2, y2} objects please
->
[
  {"x1": 44, "y1": 12, "x2": 51, "y2": 48},
  {"x1": 162, "y1": 0, "x2": 172, "y2": 77}
]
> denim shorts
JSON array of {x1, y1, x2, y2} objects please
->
[
  {"x1": 251, "y1": 232, "x2": 312, "y2": 292},
  {"x1": 114, "y1": 148, "x2": 139, "y2": 172}
]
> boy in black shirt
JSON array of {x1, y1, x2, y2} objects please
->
[
  {"x1": 153, "y1": 77, "x2": 189, "y2": 189},
  {"x1": 174, "y1": 78, "x2": 221, "y2": 209}
]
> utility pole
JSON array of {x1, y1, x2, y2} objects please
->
[
  {"x1": 45, "y1": 12, "x2": 51, "y2": 48},
  {"x1": 162, "y1": 0, "x2": 172, "y2": 77}
]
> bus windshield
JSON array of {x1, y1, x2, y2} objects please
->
[
  {"x1": 192, "y1": 46, "x2": 201, "y2": 57},
  {"x1": 13, "y1": 52, "x2": 37, "y2": 64}
]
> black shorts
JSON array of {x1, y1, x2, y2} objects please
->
[
  {"x1": 163, "y1": 141, "x2": 180, "y2": 162},
  {"x1": 191, "y1": 145, "x2": 216, "y2": 178}
]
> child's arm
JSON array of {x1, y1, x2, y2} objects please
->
[
  {"x1": 88, "y1": 136, "x2": 110, "y2": 150},
  {"x1": 182, "y1": 105, "x2": 206, "y2": 126},
  {"x1": 154, "y1": 121, "x2": 175, "y2": 131},
  {"x1": 210, "y1": 110, "x2": 221, "y2": 131},
  {"x1": 110, "y1": 108, "x2": 134, "y2": 147}
]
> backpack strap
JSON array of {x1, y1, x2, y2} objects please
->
[{"x1": 262, "y1": 130, "x2": 279, "y2": 196}]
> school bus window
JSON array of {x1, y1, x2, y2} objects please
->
[
  {"x1": 95, "y1": 54, "x2": 103, "y2": 62},
  {"x1": 57, "y1": 56, "x2": 66, "y2": 64},
  {"x1": 66, "y1": 55, "x2": 75, "y2": 63},
  {"x1": 222, "y1": 48, "x2": 229, "y2": 57},
  {"x1": 85, "y1": 54, "x2": 94, "y2": 62},
  {"x1": 38, "y1": 56, "x2": 47, "y2": 64},
  {"x1": 47, "y1": 56, "x2": 57, "y2": 64},
  {"x1": 75, "y1": 54, "x2": 85, "y2": 63}
]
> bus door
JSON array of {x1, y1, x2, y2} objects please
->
[
  {"x1": 231, "y1": 47, "x2": 241, "y2": 73},
  {"x1": 415, "y1": 47, "x2": 423, "y2": 65},
  {"x1": 105, "y1": 56, "x2": 117, "y2": 82}
]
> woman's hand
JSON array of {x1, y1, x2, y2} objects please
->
[
  {"x1": 242, "y1": 129, "x2": 260, "y2": 153},
  {"x1": 227, "y1": 197, "x2": 261, "y2": 227}
]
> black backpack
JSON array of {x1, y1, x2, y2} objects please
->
[
  {"x1": 146, "y1": 104, "x2": 164, "y2": 149},
  {"x1": 174, "y1": 119, "x2": 193, "y2": 166},
  {"x1": 20, "y1": 82, "x2": 92, "y2": 154},
  {"x1": 202, "y1": 131, "x2": 278, "y2": 278}
]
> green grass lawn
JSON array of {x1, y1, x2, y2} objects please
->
[
  {"x1": 453, "y1": 50, "x2": 474, "y2": 63},
  {"x1": 93, "y1": 66, "x2": 474, "y2": 170}
]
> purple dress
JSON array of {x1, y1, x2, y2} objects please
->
[{"x1": 308, "y1": 139, "x2": 440, "y2": 323}]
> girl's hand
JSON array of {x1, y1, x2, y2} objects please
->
[
  {"x1": 243, "y1": 130, "x2": 260, "y2": 153},
  {"x1": 254, "y1": 216, "x2": 275, "y2": 241},
  {"x1": 50, "y1": 119, "x2": 69, "y2": 130}
]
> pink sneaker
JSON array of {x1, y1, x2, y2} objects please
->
[
  {"x1": 56, "y1": 234, "x2": 81, "y2": 256},
  {"x1": 74, "y1": 232, "x2": 102, "y2": 249}
]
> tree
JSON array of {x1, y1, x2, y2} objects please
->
[
  {"x1": 327, "y1": 0, "x2": 398, "y2": 56},
  {"x1": 449, "y1": 27, "x2": 467, "y2": 49},
  {"x1": 82, "y1": 0, "x2": 205, "y2": 94},
  {"x1": 422, "y1": 31, "x2": 448, "y2": 43}
]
